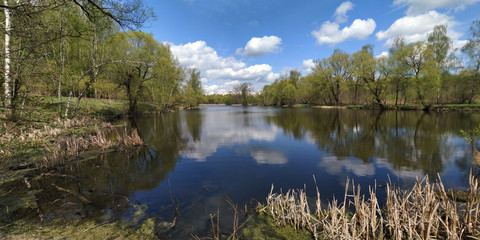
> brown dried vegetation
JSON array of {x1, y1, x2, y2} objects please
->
[
  {"x1": 43, "y1": 127, "x2": 144, "y2": 167},
  {"x1": 258, "y1": 173, "x2": 480, "y2": 240}
]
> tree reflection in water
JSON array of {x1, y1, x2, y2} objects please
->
[{"x1": 267, "y1": 108, "x2": 479, "y2": 178}]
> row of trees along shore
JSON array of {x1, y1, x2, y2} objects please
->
[
  {"x1": 0, "y1": 0, "x2": 204, "y2": 119},
  {"x1": 1, "y1": 1, "x2": 479, "y2": 117},
  {"x1": 205, "y1": 22, "x2": 480, "y2": 110}
]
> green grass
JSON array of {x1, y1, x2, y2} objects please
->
[
  {"x1": 294, "y1": 104, "x2": 315, "y2": 108},
  {"x1": 344, "y1": 103, "x2": 480, "y2": 111},
  {"x1": 437, "y1": 103, "x2": 480, "y2": 110},
  {"x1": 2, "y1": 96, "x2": 160, "y2": 123},
  {"x1": 345, "y1": 104, "x2": 422, "y2": 110}
]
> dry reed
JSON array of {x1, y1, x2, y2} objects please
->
[
  {"x1": 120, "y1": 128, "x2": 144, "y2": 147},
  {"x1": 192, "y1": 201, "x2": 249, "y2": 240},
  {"x1": 257, "y1": 173, "x2": 480, "y2": 240},
  {"x1": 43, "y1": 127, "x2": 144, "y2": 166}
]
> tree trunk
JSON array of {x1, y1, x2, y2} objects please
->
[
  {"x1": 71, "y1": 67, "x2": 100, "y2": 117},
  {"x1": 69, "y1": 26, "x2": 98, "y2": 118},
  {"x1": 354, "y1": 81, "x2": 359, "y2": 105},
  {"x1": 335, "y1": 83, "x2": 340, "y2": 106},
  {"x1": 126, "y1": 78, "x2": 135, "y2": 115},
  {"x1": 469, "y1": 62, "x2": 480, "y2": 104},
  {"x1": 58, "y1": 15, "x2": 65, "y2": 117},
  {"x1": 3, "y1": 0, "x2": 12, "y2": 110},
  {"x1": 395, "y1": 80, "x2": 399, "y2": 106}
]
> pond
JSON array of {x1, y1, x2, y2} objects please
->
[{"x1": 2, "y1": 105, "x2": 480, "y2": 238}]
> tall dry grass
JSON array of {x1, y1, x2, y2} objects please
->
[
  {"x1": 257, "y1": 173, "x2": 480, "y2": 240},
  {"x1": 192, "y1": 201, "x2": 249, "y2": 240},
  {"x1": 43, "y1": 127, "x2": 144, "y2": 167}
]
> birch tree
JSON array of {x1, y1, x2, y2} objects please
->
[
  {"x1": 3, "y1": 0, "x2": 12, "y2": 110},
  {"x1": 462, "y1": 20, "x2": 480, "y2": 103}
]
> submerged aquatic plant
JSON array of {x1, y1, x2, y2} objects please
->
[{"x1": 258, "y1": 173, "x2": 480, "y2": 240}]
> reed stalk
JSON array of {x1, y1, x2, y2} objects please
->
[{"x1": 257, "y1": 173, "x2": 480, "y2": 239}]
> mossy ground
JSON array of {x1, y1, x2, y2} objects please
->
[
  {"x1": 0, "y1": 214, "x2": 317, "y2": 240},
  {"x1": 1, "y1": 218, "x2": 157, "y2": 240},
  {"x1": 240, "y1": 213, "x2": 316, "y2": 240}
]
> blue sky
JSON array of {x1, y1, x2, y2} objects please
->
[{"x1": 142, "y1": 0, "x2": 480, "y2": 94}]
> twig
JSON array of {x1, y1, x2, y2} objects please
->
[
  {"x1": 168, "y1": 179, "x2": 180, "y2": 229},
  {"x1": 51, "y1": 184, "x2": 91, "y2": 204}
]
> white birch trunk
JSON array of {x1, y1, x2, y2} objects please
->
[{"x1": 4, "y1": 0, "x2": 12, "y2": 109}]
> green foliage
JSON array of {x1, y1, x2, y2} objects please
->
[
  {"x1": 259, "y1": 71, "x2": 301, "y2": 106},
  {"x1": 461, "y1": 20, "x2": 480, "y2": 103},
  {"x1": 353, "y1": 44, "x2": 390, "y2": 107},
  {"x1": 184, "y1": 69, "x2": 204, "y2": 108},
  {"x1": 461, "y1": 126, "x2": 480, "y2": 144},
  {"x1": 428, "y1": 25, "x2": 451, "y2": 68},
  {"x1": 255, "y1": 23, "x2": 477, "y2": 108},
  {"x1": 282, "y1": 83, "x2": 297, "y2": 106},
  {"x1": 312, "y1": 49, "x2": 354, "y2": 105},
  {"x1": 104, "y1": 31, "x2": 178, "y2": 114},
  {"x1": 232, "y1": 82, "x2": 254, "y2": 106}
]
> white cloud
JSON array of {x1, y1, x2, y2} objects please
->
[
  {"x1": 206, "y1": 64, "x2": 277, "y2": 82},
  {"x1": 236, "y1": 36, "x2": 282, "y2": 57},
  {"x1": 334, "y1": 1, "x2": 354, "y2": 23},
  {"x1": 453, "y1": 39, "x2": 468, "y2": 51},
  {"x1": 181, "y1": 111, "x2": 280, "y2": 162},
  {"x1": 250, "y1": 148, "x2": 288, "y2": 165},
  {"x1": 318, "y1": 156, "x2": 375, "y2": 177},
  {"x1": 312, "y1": 19, "x2": 376, "y2": 45},
  {"x1": 311, "y1": 1, "x2": 376, "y2": 46},
  {"x1": 301, "y1": 59, "x2": 315, "y2": 74},
  {"x1": 169, "y1": 41, "x2": 280, "y2": 94},
  {"x1": 204, "y1": 85, "x2": 219, "y2": 95},
  {"x1": 375, "y1": 51, "x2": 389, "y2": 58},
  {"x1": 224, "y1": 80, "x2": 240, "y2": 87},
  {"x1": 376, "y1": 11, "x2": 461, "y2": 47},
  {"x1": 393, "y1": 0, "x2": 480, "y2": 15},
  {"x1": 169, "y1": 41, "x2": 245, "y2": 71},
  {"x1": 217, "y1": 89, "x2": 229, "y2": 95}
]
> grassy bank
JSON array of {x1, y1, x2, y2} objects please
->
[
  {"x1": 345, "y1": 103, "x2": 480, "y2": 111},
  {"x1": 288, "y1": 103, "x2": 480, "y2": 111},
  {"x1": 1, "y1": 96, "x2": 159, "y2": 122},
  {"x1": 0, "y1": 96, "x2": 151, "y2": 172}
]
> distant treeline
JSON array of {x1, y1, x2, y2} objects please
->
[{"x1": 205, "y1": 23, "x2": 480, "y2": 109}]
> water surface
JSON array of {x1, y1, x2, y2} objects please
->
[
  {"x1": 3, "y1": 106, "x2": 480, "y2": 238},
  {"x1": 131, "y1": 106, "x2": 479, "y2": 236}
]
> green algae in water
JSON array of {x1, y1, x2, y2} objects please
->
[{"x1": 241, "y1": 214, "x2": 314, "y2": 240}]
